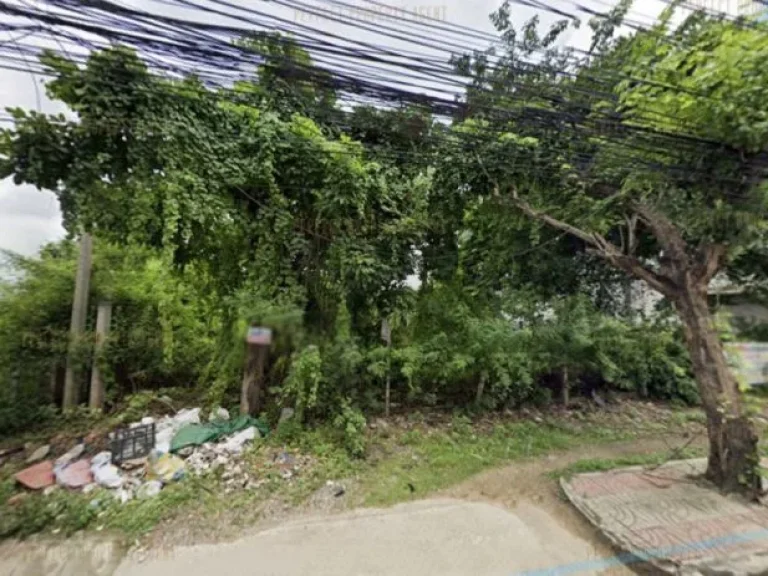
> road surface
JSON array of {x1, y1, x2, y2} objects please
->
[{"x1": 114, "y1": 498, "x2": 630, "y2": 576}]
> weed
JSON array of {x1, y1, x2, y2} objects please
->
[{"x1": 550, "y1": 448, "x2": 705, "y2": 481}]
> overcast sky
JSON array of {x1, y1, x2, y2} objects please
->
[{"x1": 0, "y1": 0, "x2": 728, "y2": 257}]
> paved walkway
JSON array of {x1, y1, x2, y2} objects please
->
[
  {"x1": 115, "y1": 499, "x2": 630, "y2": 576},
  {"x1": 562, "y1": 459, "x2": 768, "y2": 575}
]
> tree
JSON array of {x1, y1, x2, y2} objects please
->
[{"x1": 447, "y1": 3, "x2": 768, "y2": 495}]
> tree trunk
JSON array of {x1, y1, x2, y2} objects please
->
[{"x1": 674, "y1": 285, "x2": 760, "y2": 497}]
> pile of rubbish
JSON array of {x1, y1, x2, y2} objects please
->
[{"x1": 13, "y1": 407, "x2": 271, "y2": 503}]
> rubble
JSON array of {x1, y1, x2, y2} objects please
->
[
  {"x1": 8, "y1": 406, "x2": 283, "y2": 506},
  {"x1": 209, "y1": 407, "x2": 230, "y2": 422},
  {"x1": 26, "y1": 444, "x2": 51, "y2": 464},
  {"x1": 55, "y1": 458, "x2": 93, "y2": 489},
  {"x1": 55, "y1": 443, "x2": 85, "y2": 468},
  {"x1": 15, "y1": 460, "x2": 55, "y2": 490}
]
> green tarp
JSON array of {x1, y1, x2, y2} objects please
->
[{"x1": 170, "y1": 415, "x2": 269, "y2": 453}]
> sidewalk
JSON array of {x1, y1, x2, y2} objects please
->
[{"x1": 561, "y1": 459, "x2": 768, "y2": 575}]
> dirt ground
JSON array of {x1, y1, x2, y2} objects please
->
[{"x1": 446, "y1": 435, "x2": 708, "y2": 574}]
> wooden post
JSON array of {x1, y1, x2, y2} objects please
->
[
  {"x1": 381, "y1": 319, "x2": 392, "y2": 417},
  {"x1": 561, "y1": 366, "x2": 569, "y2": 407},
  {"x1": 241, "y1": 345, "x2": 268, "y2": 416},
  {"x1": 241, "y1": 326, "x2": 272, "y2": 416},
  {"x1": 63, "y1": 233, "x2": 93, "y2": 409},
  {"x1": 89, "y1": 300, "x2": 112, "y2": 410}
]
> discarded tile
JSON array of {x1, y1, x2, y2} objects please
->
[
  {"x1": 15, "y1": 460, "x2": 55, "y2": 490},
  {"x1": 56, "y1": 458, "x2": 93, "y2": 489},
  {"x1": 7, "y1": 493, "x2": 29, "y2": 506},
  {"x1": 55, "y1": 443, "x2": 85, "y2": 468},
  {"x1": 26, "y1": 445, "x2": 51, "y2": 464}
]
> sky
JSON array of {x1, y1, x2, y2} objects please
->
[{"x1": 0, "y1": 0, "x2": 728, "y2": 257}]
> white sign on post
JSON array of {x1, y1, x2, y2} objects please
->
[{"x1": 246, "y1": 327, "x2": 273, "y2": 346}]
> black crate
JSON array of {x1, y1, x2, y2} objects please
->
[{"x1": 110, "y1": 423, "x2": 156, "y2": 463}]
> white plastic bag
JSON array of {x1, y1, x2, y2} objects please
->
[
  {"x1": 91, "y1": 451, "x2": 123, "y2": 489},
  {"x1": 221, "y1": 427, "x2": 258, "y2": 454}
]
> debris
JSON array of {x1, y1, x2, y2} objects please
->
[
  {"x1": 120, "y1": 457, "x2": 146, "y2": 471},
  {"x1": 220, "y1": 427, "x2": 259, "y2": 454},
  {"x1": 26, "y1": 445, "x2": 50, "y2": 464},
  {"x1": 110, "y1": 423, "x2": 155, "y2": 463},
  {"x1": 177, "y1": 447, "x2": 194, "y2": 458},
  {"x1": 147, "y1": 452, "x2": 185, "y2": 483},
  {"x1": 7, "y1": 493, "x2": 28, "y2": 506},
  {"x1": 154, "y1": 427, "x2": 175, "y2": 455},
  {"x1": 279, "y1": 407, "x2": 295, "y2": 424},
  {"x1": 136, "y1": 480, "x2": 162, "y2": 499},
  {"x1": 91, "y1": 451, "x2": 112, "y2": 468},
  {"x1": 55, "y1": 443, "x2": 85, "y2": 468},
  {"x1": 152, "y1": 408, "x2": 201, "y2": 453},
  {"x1": 209, "y1": 407, "x2": 230, "y2": 422},
  {"x1": 170, "y1": 415, "x2": 268, "y2": 453},
  {"x1": 55, "y1": 458, "x2": 93, "y2": 489},
  {"x1": 174, "y1": 408, "x2": 202, "y2": 427},
  {"x1": 92, "y1": 452, "x2": 123, "y2": 489},
  {"x1": 114, "y1": 488, "x2": 133, "y2": 504},
  {"x1": 43, "y1": 485, "x2": 59, "y2": 496},
  {"x1": 275, "y1": 451, "x2": 296, "y2": 466},
  {"x1": 15, "y1": 460, "x2": 55, "y2": 490}
]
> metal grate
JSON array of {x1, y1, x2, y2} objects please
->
[{"x1": 109, "y1": 423, "x2": 156, "y2": 463}]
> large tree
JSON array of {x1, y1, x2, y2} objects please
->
[{"x1": 445, "y1": 3, "x2": 768, "y2": 495}]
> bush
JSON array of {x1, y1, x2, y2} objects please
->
[{"x1": 333, "y1": 400, "x2": 367, "y2": 457}]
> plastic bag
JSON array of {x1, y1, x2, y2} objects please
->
[
  {"x1": 221, "y1": 427, "x2": 259, "y2": 454},
  {"x1": 147, "y1": 451, "x2": 186, "y2": 483}
]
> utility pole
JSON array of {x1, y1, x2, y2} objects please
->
[
  {"x1": 63, "y1": 233, "x2": 93, "y2": 409},
  {"x1": 89, "y1": 300, "x2": 112, "y2": 410}
]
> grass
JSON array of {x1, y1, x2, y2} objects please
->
[
  {"x1": 549, "y1": 447, "x2": 705, "y2": 481},
  {"x1": 357, "y1": 416, "x2": 632, "y2": 507}
]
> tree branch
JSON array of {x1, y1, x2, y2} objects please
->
[
  {"x1": 695, "y1": 243, "x2": 727, "y2": 285},
  {"x1": 511, "y1": 190, "x2": 676, "y2": 296},
  {"x1": 631, "y1": 202, "x2": 689, "y2": 266}
]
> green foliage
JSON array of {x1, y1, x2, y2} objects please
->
[
  {"x1": 282, "y1": 345, "x2": 323, "y2": 420},
  {"x1": 333, "y1": 400, "x2": 367, "y2": 457},
  {"x1": 0, "y1": 241, "x2": 216, "y2": 434}
]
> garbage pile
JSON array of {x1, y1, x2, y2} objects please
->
[{"x1": 13, "y1": 406, "x2": 270, "y2": 503}]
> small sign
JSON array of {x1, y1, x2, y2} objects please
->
[
  {"x1": 247, "y1": 327, "x2": 273, "y2": 346},
  {"x1": 380, "y1": 319, "x2": 391, "y2": 346}
]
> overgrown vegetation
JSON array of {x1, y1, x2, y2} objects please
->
[{"x1": 1, "y1": 1, "x2": 767, "y2": 499}]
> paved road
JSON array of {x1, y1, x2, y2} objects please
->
[{"x1": 115, "y1": 498, "x2": 629, "y2": 576}]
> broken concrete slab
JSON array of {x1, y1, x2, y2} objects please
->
[
  {"x1": 15, "y1": 460, "x2": 55, "y2": 490},
  {"x1": 561, "y1": 458, "x2": 768, "y2": 575},
  {"x1": 56, "y1": 458, "x2": 93, "y2": 489},
  {"x1": 26, "y1": 444, "x2": 50, "y2": 464}
]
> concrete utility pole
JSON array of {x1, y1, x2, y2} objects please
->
[
  {"x1": 63, "y1": 233, "x2": 93, "y2": 409},
  {"x1": 89, "y1": 300, "x2": 112, "y2": 410}
]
